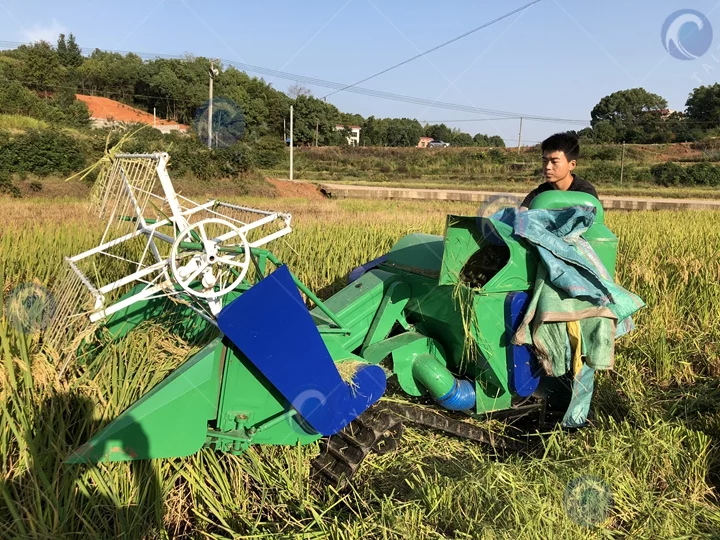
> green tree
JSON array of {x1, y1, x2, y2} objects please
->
[
  {"x1": 291, "y1": 95, "x2": 341, "y2": 145},
  {"x1": 488, "y1": 135, "x2": 505, "y2": 148},
  {"x1": 57, "y1": 33, "x2": 83, "y2": 68},
  {"x1": 216, "y1": 67, "x2": 290, "y2": 139},
  {"x1": 685, "y1": 84, "x2": 720, "y2": 129},
  {"x1": 665, "y1": 111, "x2": 703, "y2": 143},
  {"x1": 56, "y1": 34, "x2": 68, "y2": 64},
  {"x1": 577, "y1": 127, "x2": 595, "y2": 143},
  {"x1": 360, "y1": 116, "x2": 387, "y2": 146},
  {"x1": 78, "y1": 50, "x2": 143, "y2": 102},
  {"x1": 473, "y1": 133, "x2": 489, "y2": 146},
  {"x1": 385, "y1": 118, "x2": 423, "y2": 146},
  {"x1": 451, "y1": 131, "x2": 474, "y2": 147},
  {"x1": 17, "y1": 41, "x2": 66, "y2": 92},
  {"x1": 425, "y1": 123, "x2": 452, "y2": 142},
  {"x1": 590, "y1": 88, "x2": 668, "y2": 143},
  {"x1": 65, "y1": 34, "x2": 84, "y2": 68},
  {"x1": 591, "y1": 121, "x2": 618, "y2": 144}
]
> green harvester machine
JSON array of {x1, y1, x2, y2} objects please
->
[{"x1": 45, "y1": 152, "x2": 638, "y2": 487}]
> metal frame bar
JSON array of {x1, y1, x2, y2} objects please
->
[{"x1": 66, "y1": 152, "x2": 301, "y2": 325}]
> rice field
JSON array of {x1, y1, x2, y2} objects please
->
[{"x1": 1, "y1": 195, "x2": 720, "y2": 539}]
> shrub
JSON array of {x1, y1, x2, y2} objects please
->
[
  {"x1": 16, "y1": 129, "x2": 86, "y2": 175},
  {"x1": 579, "y1": 162, "x2": 621, "y2": 183},
  {"x1": 625, "y1": 166, "x2": 653, "y2": 184},
  {"x1": 248, "y1": 135, "x2": 286, "y2": 169},
  {"x1": 686, "y1": 163, "x2": 720, "y2": 186},
  {"x1": 0, "y1": 171, "x2": 20, "y2": 197},
  {"x1": 487, "y1": 148, "x2": 506, "y2": 164},
  {"x1": 586, "y1": 146, "x2": 621, "y2": 161},
  {"x1": 650, "y1": 162, "x2": 687, "y2": 187},
  {"x1": 0, "y1": 129, "x2": 86, "y2": 176}
]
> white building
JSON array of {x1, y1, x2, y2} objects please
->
[{"x1": 335, "y1": 125, "x2": 361, "y2": 146}]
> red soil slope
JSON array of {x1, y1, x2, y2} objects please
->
[{"x1": 75, "y1": 94, "x2": 188, "y2": 129}]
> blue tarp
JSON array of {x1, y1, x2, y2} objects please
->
[
  {"x1": 489, "y1": 205, "x2": 645, "y2": 428},
  {"x1": 491, "y1": 205, "x2": 644, "y2": 338}
]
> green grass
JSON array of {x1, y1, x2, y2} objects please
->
[
  {"x1": 267, "y1": 175, "x2": 720, "y2": 200},
  {"x1": 0, "y1": 114, "x2": 49, "y2": 131},
  {"x1": 1, "y1": 197, "x2": 720, "y2": 538},
  {"x1": 262, "y1": 142, "x2": 720, "y2": 197}
]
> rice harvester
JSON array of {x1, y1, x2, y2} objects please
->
[{"x1": 47, "y1": 152, "x2": 641, "y2": 486}]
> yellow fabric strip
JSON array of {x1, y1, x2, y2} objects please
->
[{"x1": 567, "y1": 320, "x2": 583, "y2": 376}]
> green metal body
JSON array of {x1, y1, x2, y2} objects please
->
[{"x1": 68, "y1": 192, "x2": 619, "y2": 463}]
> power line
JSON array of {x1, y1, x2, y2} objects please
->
[
  {"x1": 1, "y1": 39, "x2": 684, "y2": 127},
  {"x1": 422, "y1": 117, "x2": 533, "y2": 123},
  {"x1": 0, "y1": 39, "x2": 592, "y2": 125},
  {"x1": 322, "y1": 0, "x2": 544, "y2": 99},
  {"x1": 0, "y1": 41, "x2": 588, "y2": 125}
]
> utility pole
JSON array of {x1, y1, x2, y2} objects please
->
[
  {"x1": 620, "y1": 141, "x2": 626, "y2": 184},
  {"x1": 315, "y1": 120, "x2": 319, "y2": 147},
  {"x1": 290, "y1": 105, "x2": 294, "y2": 181},
  {"x1": 517, "y1": 117, "x2": 523, "y2": 153},
  {"x1": 284, "y1": 118, "x2": 286, "y2": 142},
  {"x1": 208, "y1": 59, "x2": 218, "y2": 149}
]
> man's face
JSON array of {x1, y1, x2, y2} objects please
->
[{"x1": 542, "y1": 150, "x2": 576, "y2": 183}]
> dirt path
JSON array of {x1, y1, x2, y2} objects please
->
[{"x1": 266, "y1": 177, "x2": 327, "y2": 200}]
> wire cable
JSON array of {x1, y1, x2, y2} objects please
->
[{"x1": 322, "y1": 0, "x2": 544, "y2": 99}]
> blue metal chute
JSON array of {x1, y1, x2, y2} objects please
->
[{"x1": 217, "y1": 265, "x2": 387, "y2": 436}]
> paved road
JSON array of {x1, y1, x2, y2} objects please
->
[{"x1": 316, "y1": 182, "x2": 720, "y2": 211}]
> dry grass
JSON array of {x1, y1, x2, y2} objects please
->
[{"x1": 2, "y1": 195, "x2": 720, "y2": 538}]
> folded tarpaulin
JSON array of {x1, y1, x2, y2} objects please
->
[{"x1": 490, "y1": 205, "x2": 645, "y2": 376}]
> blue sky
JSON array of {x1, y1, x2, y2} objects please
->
[{"x1": 1, "y1": 0, "x2": 719, "y2": 146}]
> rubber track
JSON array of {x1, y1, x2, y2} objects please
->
[{"x1": 311, "y1": 400, "x2": 534, "y2": 489}]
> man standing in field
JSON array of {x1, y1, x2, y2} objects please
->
[{"x1": 519, "y1": 132, "x2": 598, "y2": 210}]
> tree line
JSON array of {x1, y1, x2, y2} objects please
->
[
  {"x1": 579, "y1": 86, "x2": 720, "y2": 144},
  {"x1": 1, "y1": 36, "x2": 720, "y2": 147},
  {"x1": 0, "y1": 36, "x2": 501, "y2": 148}
]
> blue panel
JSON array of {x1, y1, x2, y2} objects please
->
[
  {"x1": 217, "y1": 265, "x2": 386, "y2": 436},
  {"x1": 348, "y1": 254, "x2": 388, "y2": 284},
  {"x1": 505, "y1": 292, "x2": 541, "y2": 398}
]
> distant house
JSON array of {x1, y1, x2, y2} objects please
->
[
  {"x1": 335, "y1": 125, "x2": 361, "y2": 146},
  {"x1": 657, "y1": 108, "x2": 676, "y2": 120},
  {"x1": 417, "y1": 136, "x2": 433, "y2": 148}
]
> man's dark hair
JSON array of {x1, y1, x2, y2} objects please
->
[{"x1": 541, "y1": 132, "x2": 580, "y2": 162}]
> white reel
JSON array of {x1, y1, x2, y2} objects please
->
[{"x1": 170, "y1": 218, "x2": 251, "y2": 314}]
